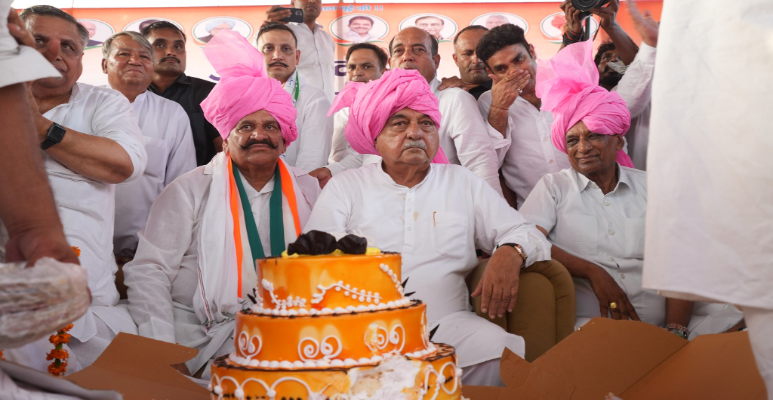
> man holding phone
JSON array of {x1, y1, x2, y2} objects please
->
[{"x1": 265, "y1": 1, "x2": 335, "y2": 102}]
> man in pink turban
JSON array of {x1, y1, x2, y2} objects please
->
[
  {"x1": 520, "y1": 40, "x2": 741, "y2": 340},
  {"x1": 306, "y1": 68, "x2": 553, "y2": 387},
  {"x1": 123, "y1": 29, "x2": 320, "y2": 378}
]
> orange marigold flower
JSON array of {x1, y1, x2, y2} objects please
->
[
  {"x1": 48, "y1": 361, "x2": 68, "y2": 376},
  {"x1": 0, "y1": 349, "x2": 4, "y2": 360},
  {"x1": 71, "y1": 246, "x2": 81, "y2": 257},
  {"x1": 46, "y1": 349, "x2": 69, "y2": 360}
]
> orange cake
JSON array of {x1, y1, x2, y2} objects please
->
[{"x1": 209, "y1": 234, "x2": 464, "y2": 400}]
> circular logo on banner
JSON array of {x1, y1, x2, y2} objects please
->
[
  {"x1": 123, "y1": 18, "x2": 183, "y2": 34},
  {"x1": 329, "y1": 14, "x2": 390, "y2": 45},
  {"x1": 399, "y1": 14, "x2": 458, "y2": 43},
  {"x1": 540, "y1": 12, "x2": 599, "y2": 44},
  {"x1": 76, "y1": 19, "x2": 114, "y2": 50},
  {"x1": 469, "y1": 13, "x2": 528, "y2": 33},
  {"x1": 192, "y1": 17, "x2": 253, "y2": 45}
]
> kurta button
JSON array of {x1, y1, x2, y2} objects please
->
[
  {"x1": 609, "y1": 230, "x2": 615, "y2": 235},
  {"x1": 620, "y1": 274, "x2": 626, "y2": 279},
  {"x1": 549, "y1": 159, "x2": 554, "y2": 163},
  {"x1": 609, "y1": 256, "x2": 615, "y2": 261},
  {"x1": 604, "y1": 201, "x2": 610, "y2": 206}
]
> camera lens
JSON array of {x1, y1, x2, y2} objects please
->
[{"x1": 570, "y1": 0, "x2": 610, "y2": 12}]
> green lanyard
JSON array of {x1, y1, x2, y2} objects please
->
[{"x1": 231, "y1": 160, "x2": 286, "y2": 266}]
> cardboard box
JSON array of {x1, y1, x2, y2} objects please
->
[
  {"x1": 463, "y1": 318, "x2": 767, "y2": 400},
  {"x1": 65, "y1": 332, "x2": 210, "y2": 400}
]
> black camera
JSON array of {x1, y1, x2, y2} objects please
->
[{"x1": 571, "y1": 0, "x2": 611, "y2": 14}]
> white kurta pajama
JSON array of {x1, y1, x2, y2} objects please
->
[
  {"x1": 520, "y1": 166, "x2": 742, "y2": 336},
  {"x1": 323, "y1": 79, "x2": 507, "y2": 197},
  {"x1": 643, "y1": 1, "x2": 773, "y2": 396},
  {"x1": 478, "y1": 94, "x2": 570, "y2": 207},
  {"x1": 113, "y1": 90, "x2": 196, "y2": 257},
  {"x1": 288, "y1": 22, "x2": 335, "y2": 102},
  {"x1": 1, "y1": 83, "x2": 147, "y2": 372},
  {"x1": 282, "y1": 75, "x2": 334, "y2": 173},
  {"x1": 124, "y1": 153, "x2": 320, "y2": 377},
  {"x1": 304, "y1": 163, "x2": 552, "y2": 374}
]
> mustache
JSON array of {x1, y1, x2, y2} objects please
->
[
  {"x1": 402, "y1": 140, "x2": 427, "y2": 151},
  {"x1": 240, "y1": 138, "x2": 279, "y2": 150},
  {"x1": 268, "y1": 61, "x2": 288, "y2": 68},
  {"x1": 161, "y1": 56, "x2": 180, "y2": 63}
]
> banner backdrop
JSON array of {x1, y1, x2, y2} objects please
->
[{"x1": 67, "y1": 2, "x2": 663, "y2": 92}]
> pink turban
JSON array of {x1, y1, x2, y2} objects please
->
[
  {"x1": 536, "y1": 40, "x2": 633, "y2": 168},
  {"x1": 200, "y1": 29, "x2": 297, "y2": 144},
  {"x1": 328, "y1": 69, "x2": 449, "y2": 164}
]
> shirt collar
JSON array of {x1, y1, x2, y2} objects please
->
[
  {"x1": 376, "y1": 162, "x2": 434, "y2": 190},
  {"x1": 238, "y1": 172, "x2": 276, "y2": 201},
  {"x1": 573, "y1": 163, "x2": 631, "y2": 193}
]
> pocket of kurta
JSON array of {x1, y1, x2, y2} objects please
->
[
  {"x1": 624, "y1": 218, "x2": 646, "y2": 258},
  {"x1": 430, "y1": 212, "x2": 469, "y2": 259}
]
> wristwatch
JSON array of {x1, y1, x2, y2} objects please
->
[
  {"x1": 499, "y1": 243, "x2": 527, "y2": 266},
  {"x1": 41, "y1": 122, "x2": 66, "y2": 150}
]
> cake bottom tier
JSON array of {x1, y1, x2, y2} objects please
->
[{"x1": 210, "y1": 343, "x2": 462, "y2": 400}]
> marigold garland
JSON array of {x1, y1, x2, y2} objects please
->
[
  {"x1": 0, "y1": 349, "x2": 4, "y2": 360},
  {"x1": 71, "y1": 246, "x2": 81, "y2": 257},
  {"x1": 47, "y1": 324, "x2": 73, "y2": 376}
]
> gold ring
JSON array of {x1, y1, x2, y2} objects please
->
[{"x1": 609, "y1": 302, "x2": 618, "y2": 309}]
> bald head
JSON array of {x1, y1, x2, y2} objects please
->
[{"x1": 388, "y1": 27, "x2": 440, "y2": 83}]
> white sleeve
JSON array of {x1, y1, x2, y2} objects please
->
[
  {"x1": 92, "y1": 92, "x2": 147, "y2": 183},
  {"x1": 615, "y1": 43, "x2": 656, "y2": 119},
  {"x1": 469, "y1": 170, "x2": 551, "y2": 266},
  {"x1": 123, "y1": 178, "x2": 195, "y2": 344},
  {"x1": 446, "y1": 91, "x2": 504, "y2": 197},
  {"x1": 477, "y1": 91, "x2": 513, "y2": 167},
  {"x1": 164, "y1": 105, "x2": 197, "y2": 186},
  {"x1": 328, "y1": 109, "x2": 349, "y2": 163},
  {"x1": 296, "y1": 92, "x2": 334, "y2": 172},
  {"x1": 302, "y1": 176, "x2": 352, "y2": 234},
  {"x1": 518, "y1": 175, "x2": 559, "y2": 234},
  {"x1": 0, "y1": 3, "x2": 60, "y2": 89}
]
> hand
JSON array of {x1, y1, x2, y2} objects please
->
[
  {"x1": 586, "y1": 264, "x2": 640, "y2": 321},
  {"x1": 626, "y1": 0, "x2": 659, "y2": 47},
  {"x1": 4, "y1": 223, "x2": 80, "y2": 267},
  {"x1": 489, "y1": 69, "x2": 529, "y2": 111},
  {"x1": 591, "y1": 0, "x2": 620, "y2": 30},
  {"x1": 471, "y1": 246, "x2": 522, "y2": 319},
  {"x1": 308, "y1": 167, "x2": 332, "y2": 189},
  {"x1": 265, "y1": 6, "x2": 292, "y2": 24},
  {"x1": 6, "y1": 8, "x2": 35, "y2": 48},
  {"x1": 437, "y1": 76, "x2": 466, "y2": 91},
  {"x1": 560, "y1": 0, "x2": 584, "y2": 35}
]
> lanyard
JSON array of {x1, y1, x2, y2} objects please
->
[
  {"x1": 283, "y1": 70, "x2": 300, "y2": 106},
  {"x1": 231, "y1": 160, "x2": 286, "y2": 265}
]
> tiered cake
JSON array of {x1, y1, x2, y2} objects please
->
[{"x1": 209, "y1": 240, "x2": 463, "y2": 400}]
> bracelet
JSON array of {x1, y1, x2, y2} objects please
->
[
  {"x1": 665, "y1": 323, "x2": 690, "y2": 339},
  {"x1": 563, "y1": 27, "x2": 583, "y2": 45}
]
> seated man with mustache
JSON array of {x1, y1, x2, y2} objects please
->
[
  {"x1": 256, "y1": 23, "x2": 333, "y2": 173},
  {"x1": 124, "y1": 31, "x2": 320, "y2": 378},
  {"x1": 305, "y1": 69, "x2": 551, "y2": 386}
]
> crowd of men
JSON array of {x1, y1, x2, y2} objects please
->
[{"x1": 0, "y1": 0, "x2": 771, "y2": 397}]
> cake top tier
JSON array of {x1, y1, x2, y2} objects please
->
[{"x1": 256, "y1": 251, "x2": 406, "y2": 315}]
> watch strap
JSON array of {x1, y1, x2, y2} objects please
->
[
  {"x1": 499, "y1": 242, "x2": 527, "y2": 266},
  {"x1": 41, "y1": 123, "x2": 66, "y2": 150}
]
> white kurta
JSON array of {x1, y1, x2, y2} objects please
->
[
  {"x1": 323, "y1": 80, "x2": 506, "y2": 197},
  {"x1": 520, "y1": 166, "x2": 741, "y2": 336},
  {"x1": 283, "y1": 77, "x2": 334, "y2": 173},
  {"x1": 124, "y1": 162, "x2": 320, "y2": 376},
  {"x1": 478, "y1": 94, "x2": 570, "y2": 207},
  {"x1": 0, "y1": 0, "x2": 59, "y2": 88},
  {"x1": 113, "y1": 90, "x2": 196, "y2": 257},
  {"x1": 304, "y1": 163, "x2": 551, "y2": 367},
  {"x1": 289, "y1": 22, "x2": 335, "y2": 102},
  {"x1": 642, "y1": 0, "x2": 773, "y2": 310},
  {"x1": 1, "y1": 83, "x2": 146, "y2": 372},
  {"x1": 614, "y1": 43, "x2": 655, "y2": 171}
]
